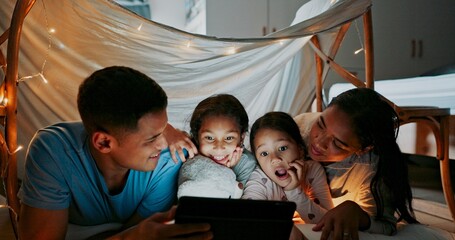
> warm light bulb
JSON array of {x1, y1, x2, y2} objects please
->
[
  {"x1": 49, "y1": 28, "x2": 56, "y2": 34},
  {"x1": 137, "y1": 23, "x2": 143, "y2": 31},
  {"x1": 12, "y1": 145, "x2": 23, "y2": 154},
  {"x1": 225, "y1": 47, "x2": 236, "y2": 55},
  {"x1": 39, "y1": 73, "x2": 48, "y2": 84},
  {"x1": 354, "y1": 48, "x2": 364, "y2": 55}
]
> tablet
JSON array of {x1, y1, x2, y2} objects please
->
[{"x1": 175, "y1": 196, "x2": 296, "y2": 240}]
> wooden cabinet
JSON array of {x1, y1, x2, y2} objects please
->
[
  {"x1": 327, "y1": 0, "x2": 455, "y2": 88},
  {"x1": 373, "y1": 0, "x2": 455, "y2": 80},
  {"x1": 206, "y1": 0, "x2": 308, "y2": 38}
]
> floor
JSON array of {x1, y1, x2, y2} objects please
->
[{"x1": 407, "y1": 154, "x2": 455, "y2": 237}]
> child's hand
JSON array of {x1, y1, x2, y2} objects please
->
[
  {"x1": 284, "y1": 159, "x2": 308, "y2": 191},
  {"x1": 226, "y1": 146, "x2": 243, "y2": 168}
]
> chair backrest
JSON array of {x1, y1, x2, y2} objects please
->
[{"x1": 309, "y1": 8, "x2": 374, "y2": 112}]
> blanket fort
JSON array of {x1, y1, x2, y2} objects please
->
[{"x1": 0, "y1": 0, "x2": 371, "y2": 179}]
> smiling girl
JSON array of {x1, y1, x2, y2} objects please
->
[{"x1": 183, "y1": 94, "x2": 257, "y2": 187}]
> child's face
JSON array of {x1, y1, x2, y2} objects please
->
[
  {"x1": 253, "y1": 128, "x2": 304, "y2": 188},
  {"x1": 198, "y1": 115, "x2": 243, "y2": 166}
]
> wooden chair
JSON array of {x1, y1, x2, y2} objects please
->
[{"x1": 308, "y1": 8, "x2": 454, "y2": 221}]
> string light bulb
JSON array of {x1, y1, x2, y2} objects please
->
[
  {"x1": 225, "y1": 46, "x2": 236, "y2": 55},
  {"x1": 12, "y1": 145, "x2": 23, "y2": 154},
  {"x1": 39, "y1": 73, "x2": 48, "y2": 84},
  {"x1": 354, "y1": 48, "x2": 364, "y2": 54},
  {"x1": 137, "y1": 23, "x2": 143, "y2": 31},
  {"x1": 353, "y1": 19, "x2": 364, "y2": 56}
]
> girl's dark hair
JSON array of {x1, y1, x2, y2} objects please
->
[
  {"x1": 77, "y1": 66, "x2": 167, "y2": 136},
  {"x1": 189, "y1": 94, "x2": 248, "y2": 147},
  {"x1": 328, "y1": 88, "x2": 418, "y2": 224},
  {"x1": 250, "y1": 111, "x2": 306, "y2": 155}
]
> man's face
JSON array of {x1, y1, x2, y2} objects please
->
[{"x1": 110, "y1": 110, "x2": 169, "y2": 172}]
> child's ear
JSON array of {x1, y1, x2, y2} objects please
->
[{"x1": 240, "y1": 132, "x2": 246, "y2": 146}]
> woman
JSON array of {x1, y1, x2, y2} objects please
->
[{"x1": 294, "y1": 88, "x2": 418, "y2": 240}]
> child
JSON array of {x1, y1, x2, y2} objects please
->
[
  {"x1": 242, "y1": 111, "x2": 333, "y2": 224},
  {"x1": 178, "y1": 94, "x2": 257, "y2": 198}
]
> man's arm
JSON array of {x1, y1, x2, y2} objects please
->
[
  {"x1": 163, "y1": 123, "x2": 198, "y2": 163},
  {"x1": 19, "y1": 204, "x2": 69, "y2": 240}
]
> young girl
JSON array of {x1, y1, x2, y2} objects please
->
[
  {"x1": 242, "y1": 111, "x2": 333, "y2": 224},
  {"x1": 178, "y1": 94, "x2": 257, "y2": 198}
]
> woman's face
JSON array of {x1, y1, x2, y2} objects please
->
[
  {"x1": 253, "y1": 128, "x2": 304, "y2": 188},
  {"x1": 308, "y1": 106, "x2": 362, "y2": 162},
  {"x1": 198, "y1": 115, "x2": 243, "y2": 166}
]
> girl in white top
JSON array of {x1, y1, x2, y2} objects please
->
[{"x1": 242, "y1": 111, "x2": 334, "y2": 224}]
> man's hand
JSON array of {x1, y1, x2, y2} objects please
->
[
  {"x1": 108, "y1": 206, "x2": 212, "y2": 240},
  {"x1": 163, "y1": 123, "x2": 198, "y2": 163}
]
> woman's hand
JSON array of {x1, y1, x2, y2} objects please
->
[
  {"x1": 284, "y1": 160, "x2": 308, "y2": 191},
  {"x1": 108, "y1": 206, "x2": 212, "y2": 240},
  {"x1": 163, "y1": 123, "x2": 198, "y2": 163},
  {"x1": 312, "y1": 200, "x2": 370, "y2": 240},
  {"x1": 226, "y1": 146, "x2": 243, "y2": 168}
]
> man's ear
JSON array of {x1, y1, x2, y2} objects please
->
[{"x1": 92, "y1": 131, "x2": 113, "y2": 153}]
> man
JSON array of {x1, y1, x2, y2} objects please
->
[{"x1": 18, "y1": 66, "x2": 211, "y2": 239}]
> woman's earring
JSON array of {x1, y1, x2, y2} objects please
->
[{"x1": 356, "y1": 145, "x2": 373, "y2": 156}]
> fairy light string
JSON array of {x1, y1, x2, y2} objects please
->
[{"x1": 17, "y1": 0, "x2": 51, "y2": 84}]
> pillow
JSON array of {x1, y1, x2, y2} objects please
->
[{"x1": 178, "y1": 155, "x2": 243, "y2": 199}]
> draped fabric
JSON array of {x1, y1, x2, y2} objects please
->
[{"x1": 0, "y1": 0, "x2": 371, "y2": 177}]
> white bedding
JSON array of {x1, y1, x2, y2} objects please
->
[
  {"x1": 328, "y1": 73, "x2": 455, "y2": 114},
  {"x1": 297, "y1": 223, "x2": 454, "y2": 240}
]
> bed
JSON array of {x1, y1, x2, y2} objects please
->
[
  {"x1": 328, "y1": 73, "x2": 455, "y2": 115},
  {"x1": 1, "y1": 0, "x2": 454, "y2": 239}
]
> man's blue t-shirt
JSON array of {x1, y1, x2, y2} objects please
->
[{"x1": 18, "y1": 122, "x2": 182, "y2": 225}]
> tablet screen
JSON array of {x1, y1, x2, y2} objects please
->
[{"x1": 175, "y1": 196, "x2": 296, "y2": 240}]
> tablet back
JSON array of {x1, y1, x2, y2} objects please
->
[{"x1": 175, "y1": 196, "x2": 296, "y2": 240}]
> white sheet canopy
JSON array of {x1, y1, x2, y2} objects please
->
[{"x1": 0, "y1": 0, "x2": 371, "y2": 177}]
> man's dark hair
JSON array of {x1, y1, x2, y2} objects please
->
[{"x1": 77, "y1": 66, "x2": 167, "y2": 136}]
